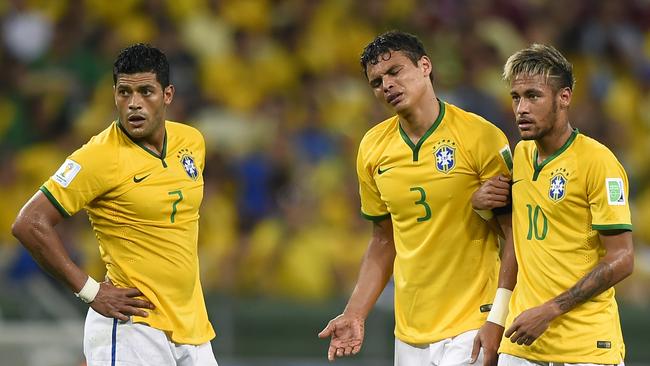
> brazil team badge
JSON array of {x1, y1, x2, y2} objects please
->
[
  {"x1": 177, "y1": 148, "x2": 199, "y2": 180},
  {"x1": 433, "y1": 139, "x2": 456, "y2": 174},
  {"x1": 549, "y1": 168, "x2": 568, "y2": 202}
]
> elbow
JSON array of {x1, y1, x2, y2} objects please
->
[
  {"x1": 11, "y1": 213, "x2": 43, "y2": 250},
  {"x1": 11, "y1": 216, "x2": 27, "y2": 242},
  {"x1": 622, "y1": 250, "x2": 635, "y2": 280}
]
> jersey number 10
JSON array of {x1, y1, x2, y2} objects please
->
[{"x1": 526, "y1": 204, "x2": 548, "y2": 240}]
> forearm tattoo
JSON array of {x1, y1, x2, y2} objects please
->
[{"x1": 554, "y1": 262, "x2": 614, "y2": 312}]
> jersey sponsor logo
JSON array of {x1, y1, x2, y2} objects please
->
[
  {"x1": 549, "y1": 168, "x2": 568, "y2": 202},
  {"x1": 606, "y1": 178, "x2": 625, "y2": 205},
  {"x1": 177, "y1": 148, "x2": 199, "y2": 180},
  {"x1": 53, "y1": 159, "x2": 81, "y2": 188},
  {"x1": 499, "y1": 145, "x2": 513, "y2": 172},
  {"x1": 433, "y1": 141, "x2": 456, "y2": 174},
  {"x1": 597, "y1": 340, "x2": 611, "y2": 349},
  {"x1": 377, "y1": 166, "x2": 394, "y2": 175},
  {"x1": 133, "y1": 173, "x2": 151, "y2": 183}
]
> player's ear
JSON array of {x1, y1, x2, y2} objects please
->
[
  {"x1": 558, "y1": 87, "x2": 572, "y2": 109},
  {"x1": 419, "y1": 56, "x2": 432, "y2": 80},
  {"x1": 163, "y1": 84, "x2": 175, "y2": 105}
]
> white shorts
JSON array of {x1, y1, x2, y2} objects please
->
[
  {"x1": 84, "y1": 307, "x2": 218, "y2": 366},
  {"x1": 498, "y1": 353, "x2": 624, "y2": 366},
  {"x1": 395, "y1": 329, "x2": 483, "y2": 366}
]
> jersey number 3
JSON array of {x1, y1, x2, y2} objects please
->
[{"x1": 410, "y1": 187, "x2": 432, "y2": 222}]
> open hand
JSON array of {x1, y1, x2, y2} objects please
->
[
  {"x1": 318, "y1": 313, "x2": 365, "y2": 361},
  {"x1": 470, "y1": 321, "x2": 505, "y2": 365}
]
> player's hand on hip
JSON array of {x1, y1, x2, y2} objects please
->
[
  {"x1": 472, "y1": 175, "x2": 511, "y2": 210},
  {"x1": 318, "y1": 313, "x2": 365, "y2": 362},
  {"x1": 90, "y1": 280, "x2": 155, "y2": 322},
  {"x1": 504, "y1": 304, "x2": 556, "y2": 346},
  {"x1": 471, "y1": 321, "x2": 504, "y2": 365}
]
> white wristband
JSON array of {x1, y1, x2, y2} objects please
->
[
  {"x1": 473, "y1": 208, "x2": 494, "y2": 221},
  {"x1": 486, "y1": 288, "x2": 512, "y2": 327},
  {"x1": 75, "y1": 276, "x2": 100, "y2": 303}
]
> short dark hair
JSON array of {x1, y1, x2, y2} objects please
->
[
  {"x1": 113, "y1": 43, "x2": 170, "y2": 88},
  {"x1": 360, "y1": 30, "x2": 433, "y2": 83}
]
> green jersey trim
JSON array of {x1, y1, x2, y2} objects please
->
[
  {"x1": 398, "y1": 99, "x2": 446, "y2": 162},
  {"x1": 360, "y1": 211, "x2": 391, "y2": 222},
  {"x1": 532, "y1": 129, "x2": 578, "y2": 181},
  {"x1": 39, "y1": 186, "x2": 71, "y2": 218},
  {"x1": 592, "y1": 224, "x2": 633, "y2": 231},
  {"x1": 116, "y1": 120, "x2": 168, "y2": 167}
]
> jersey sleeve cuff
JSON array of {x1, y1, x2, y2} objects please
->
[
  {"x1": 592, "y1": 223, "x2": 632, "y2": 231},
  {"x1": 39, "y1": 186, "x2": 71, "y2": 218},
  {"x1": 360, "y1": 211, "x2": 390, "y2": 222}
]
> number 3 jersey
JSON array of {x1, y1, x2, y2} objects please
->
[
  {"x1": 41, "y1": 121, "x2": 215, "y2": 345},
  {"x1": 357, "y1": 100, "x2": 512, "y2": 344},
  {"x1": 501, "y1": 130, "x2": 632, "y2": 364}
]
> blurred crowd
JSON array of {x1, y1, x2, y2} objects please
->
[{"x1": 1, "y1": 0, "x2": 649, "y2": 305}]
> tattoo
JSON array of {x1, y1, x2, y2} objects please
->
[{"x1": 554, "y1": 262, "x2": 614, "y2": 312}]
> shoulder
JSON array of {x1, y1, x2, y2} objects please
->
[
  {"x1": 574, "y1": 133, "x2": 621, "y2": 165},
  {"x1": 513, "y1": 140, "x2": 534, "y2": 158},
  {"x1": 73, "y1": 122, "x2": 121, "y2": 157},
  {"x1": 359, "y1": 115, "x2": 399, "y2": 150},
  {"x1": 166, "y1": 121, "x2": 204, "y2": 141},
  {"x1": 443, "y1": 101, "x2": 507, "y2": 138}
]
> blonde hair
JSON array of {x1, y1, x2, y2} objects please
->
[{"x1": 503, "y1": 44, "x2": 574, "y2": 91}]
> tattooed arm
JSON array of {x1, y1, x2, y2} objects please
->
[{"x1": 504, "y1": 230, "x2": 634, "y2": 346}]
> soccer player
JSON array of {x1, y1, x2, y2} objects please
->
[
  {"x1": 474, "y1": 44, "x2": 634, "y2": 366},
  {"x1": 11, "y1": 44, "x2": 219, "y2": 365},
  {"x1": 318, "y1": 30, "x2": 517, "y2": 366}
]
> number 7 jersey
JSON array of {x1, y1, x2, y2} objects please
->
[
  {"x1": 501, "y1": 129, "x2": 632, "y2": 364},
  {"x1": 41, "y1": 121, "x2": 215, "y2": 345}
]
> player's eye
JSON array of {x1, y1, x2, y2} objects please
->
[{"x1": 370, "y1": 79, "x2": 382, "y2": 88}]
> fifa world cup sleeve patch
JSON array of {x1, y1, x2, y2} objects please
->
[
  {"x1": 605, "y1": 178, "x2": 625, "y2": 205},
  {"x1": 53, "y1": 159, "x2": 82, "y2": 188}
]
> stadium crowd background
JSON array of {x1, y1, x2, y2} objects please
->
[{"x1": 0, "y1": 0, "x2": 649, "y2": 365}]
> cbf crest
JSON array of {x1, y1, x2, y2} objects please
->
[
  {"x1": 433, "y1": 139, "x2": 456, "y2": 174},
  {"x1": 177, "y1": 148, "x2": 199, "y2": 181},
  {"x1": 549, "y1": 168, "x2": 569, "y2": 202}
]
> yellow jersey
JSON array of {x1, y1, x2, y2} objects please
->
[
  {"x1": 500, "y1": 130, "x2": 631, "y2": 364},
  {"x1": 41, "y1": 121, "x2": 215, "y2": 345},
  {"x1": 357, "y1": 100, "x2": 512, "y2": 343}
]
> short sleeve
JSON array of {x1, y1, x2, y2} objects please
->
[
  {"x1": 41, "y1": 143, "x2": 115, "y2": 217},
  {"x1": 356, "y1": 143, "x2": 389, "y2": 222},
  {"x1": 475, "y1": 124, "x2": 512, "y2": 181},
  {"x1": 587, "y1": 151, "x2": 632, "y2": 231}
]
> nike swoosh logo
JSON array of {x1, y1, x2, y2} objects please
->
[
  {"x1": 377, "y1": 166, "x2": 394, "y2": 175},
  {"x1": 511, "y1": 179, "x2": 524, "y2": 185},
  {"x1": 133, "y1": 174, "x2": 151, "y2": 183}
]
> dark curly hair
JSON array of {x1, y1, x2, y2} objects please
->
[
  {"x1": 360, "y1": 30, "x2": 433, "y2": 84},
  {"x1": 113, "y1": 43, "x2": 170, "y2": 88}
]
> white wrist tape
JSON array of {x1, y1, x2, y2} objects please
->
[
  {"x1": 75, "y1": 276, "x2": 100, "y2": 303},
  {"x1": 486, "y1": 288, "x2": 512, "y2": 327},
  {"x1": 473, "y1": 208, "x2": 494, "y2": 221}
]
